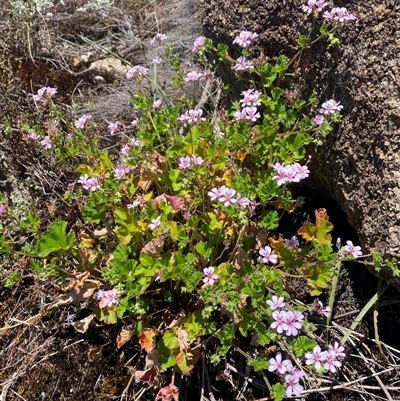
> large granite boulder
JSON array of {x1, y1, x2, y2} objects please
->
[{"x1": 199, "y1": 0, "x2": 400, "y2": 287}]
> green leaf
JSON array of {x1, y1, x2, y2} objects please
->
[
  {"x1": 157, "y1": 340, "x2": 177, "y2": 370},
  {"x1": 270, "y1": 383, "x2": 286, "y2": 401},
  {"x1": 207, "y1": 212, "x2": 224, "y2": 233},
  {"x1": 291, "y1": 335, "x2": 317, "y2": 358},
  {"x1": 95, "y1": 308, "x2": 118, "y2": 324},
  {"x1": 163, "y1": 329, "x2": 179, "y2": 350},
  {"x1": 302, "y1": 262, "x2": 334, "y2": 296},
  {"x1": 271, "y1": 87, "x2": 282, "y2": 101},
  {"x1": 216, "y1": 43, "x2": 229, "y2": 59},
  {"x1": 183, "y1": 312, "x2": 206, "y2": 338},
  {"x1": 259, "y1": 63, "x2": 278, "y2": 88},
  {"x1": 99, "y1": 151, "x2": 113, "y2": 172},
  {"x1": 0, "y1": 235, "x2": 10, "y2": 255},
  {"x1": 258, "y1": 210, "x2": 279, "y2": 230},
  {"x1": 195, "y1": 241, "x2": 213, "y2": 258},
  {"x1": 37, "y1": 221, "x2": 75, "y2": 257},
  {"x1": 297, "y1": 34, "x2": 310, "y2": 49},
  {"x1": 254, "y1": 321, "x2": 272, "y2": 346},
  {"x1": 247, "y1": 357, "x2": 269, "y2": 372}
]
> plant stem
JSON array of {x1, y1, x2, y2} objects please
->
[{"x1": 327, "y1": 259, "x2": 342, "y2": 326}]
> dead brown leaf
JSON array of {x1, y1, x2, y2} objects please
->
[
  {"x1": 57, "y1": 271, "x2": 101, "y2": 305},
  {"x1": 232, "y1": 247, "x2": 252, "y2": 270},
  {"x1": 134, "y1": 350, "x2": 163, "y2": 387},
  {"x1": 152, "y1": 194, "x2": 167, "y2": 209},
  {"x1": 70, "y1": 314, "x2": 95, "y2": 333},
  {"x1": 94, "y1": 227, "x2": 108, "y2": 236},
  {"x1": 117, "y1": 328, "x2": 133, "y2": 349},
  {"x1": 176, "y1": 327, "x2": 191, "y2": 351},
  {"x1": 141, "y1": 237, "x2": 165, "y2": 257}
]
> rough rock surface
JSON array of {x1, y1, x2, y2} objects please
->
[{"x1": 199, "y1": 0, "x2": 400, "y2": 287}]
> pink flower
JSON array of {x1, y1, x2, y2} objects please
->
[
  {"x1": 184, "y1": 71, "x2": 204, "y2": 82},
  {"x1": 120, "y1": 145, "x2": 130, "y2": 156},
  {"x1": 153, "y1": 99, "x2": 162, "y2": 109},
  {"x1": 266, "y1": 295, "x2": 285, "y2": 310},
  {"x1": 108, "y1": 121, "x2": 122, "y2": 134},
  {"x1": 33, "y1": 86, "x2": 57, "y2": 101},
  {"x1": 233, "y1": 109, "x2": 246, "y2": 121},
  {"x1": 288, "y1": 366, "x2": 305, "y2": 380},
  {"x1": 208, "y1": 186, "x2": 226, "y2": 201},
  {"x1": 329, "y1": 342, "x2": 346, "y2": 358},
  {"x1": 150, "y1": 33, "x2": 167, "y2": 45},
  {"x1": 305, "y1": 345, "x2": 325, "y2": 370},
  {"x1": 331, "y1": 7, "x2": 356, "y2": 23},
  {"x1": 96, "y1": 289, "x2": 118, "y2": 308},
  {"x1": 323, "y1": 10, "x2": 335, "y2": 21},
  {"x1": 152, "y1": 57, "x2": 163, "y2": 65},
  {"x1": 78, "y1": 174, "x2": 100, "y2": 192},
  {"x1": 213, "y1": 125, "x2": 224, "y2": 138},
  {"x1": 127, "y1": 199, "x2": 141, "y2": 209},
  {"x1": 301, "y1": 0, "x2": 316, "y2": 14},
  {"x1": 191, "y1": 155, "x2": 204, "y2": 166},
  {"x1": 233, "y1": 30, "x2": 258, "y2": 47},
  {"x1": 131, "y1": 118, "x2": 139, "y2": 127},
  {"x1": 284, "y1": 311, "x2": 303, "y2": 336},
  {"x1": 126, "y1": 65, "x2": 149, "y2": 79},
  {"x1": 40, "y1": 136, "x2": 52, "y2": 149},
  {"x1": 233, "y1": 56, "x2": 254, "y2": 72},
  {"x1": 243, "y1": 106, "x2": 261, "y2": 122},
  {"x1": 315, "y1": 0, "x2": 328, "y2": 11},
  {"x1": 0, "y1": 204, "x2": 8, "y2": 217},
  {"x1": 74, "y1": 114, "x2": 92, "y2": 129},
  {"x1": 28, "y1": 132, "x2": 40, "y2": 141},
  {"x1": 314, "y1": 114, "x2": 325, "y2": 125},
  {"x1": 317, "y1": 300, "x2": 331, "y2": 317},
  {"x1": 268, "y1": 354, "x2": 291, "y2": 374},
  {"x1": 319, "y1": 99, "x2": 343, "y2": 114},
  {"x1": 192, "y1": 36, "x2": 206, "y2": 53},
  {"x1": 178, "y1": 156, "x2": 191, "y2": 170},
  {"x1": 236, "y1": 194, "x2": 251, "y2": 207},
  {"x1": 218, "y1": 188, "x2": 237, "y2": 206},
  {"x1": 114, "y1": 166, "x2": 130, "y2": 179},
  {"x1": 272, "y1": 162, "x2": 310, "y2": 186},
  {"x1": 203, "y1": 266, "x2": 218, "y2": 285},
  {"x1": 271, "y1": 310, "x2": 289, "y2": 334},
  {"x1": 240, "y1": 89, "x2": 261, "y2": 107},
  {"x1": 284, "y1": 236, "x2": 299, "y2": 250},
  {"x1": 284, "y1": 374, "x2": 303, "y2": 397},
  {"x1": 149, "y1": 216, "x2": 161, "y2": 230},
  {"x1": 178, "y1": 109, "x2": 206, "y2": 124},
  {"x1": 344, "y1": 240, "x2": 362, "y2": 258},
  {"x1": 259, "y1": 246, "x2": 278, "y2": 264},
  {"x1": 322, "y1": 351, "x2": 342, "y2": 373}
]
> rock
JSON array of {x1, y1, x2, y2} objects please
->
[{"x1": 199, "y1": 0, "x2": 400, "y2": 288}]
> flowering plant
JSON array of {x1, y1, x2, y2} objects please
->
[{"x1": 2, "y1": 3, "x2": 391, "y2": 400}]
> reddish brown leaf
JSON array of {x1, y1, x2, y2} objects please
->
[
  {"x1": 155, "y1": 384, "x2": 179, "y2": 401},
  {"x1": 175, "y1": 348, "x2": 201, "y2": 375},
  {"x1": 139, "y1": 328, "x2": 157, "y2": 352},
  {"x1": 164, "y1": 194, "x2": 186, "y2": 212},
  {"x1": 134, "y1": 366, "x2": 158, "y2": 385}
]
